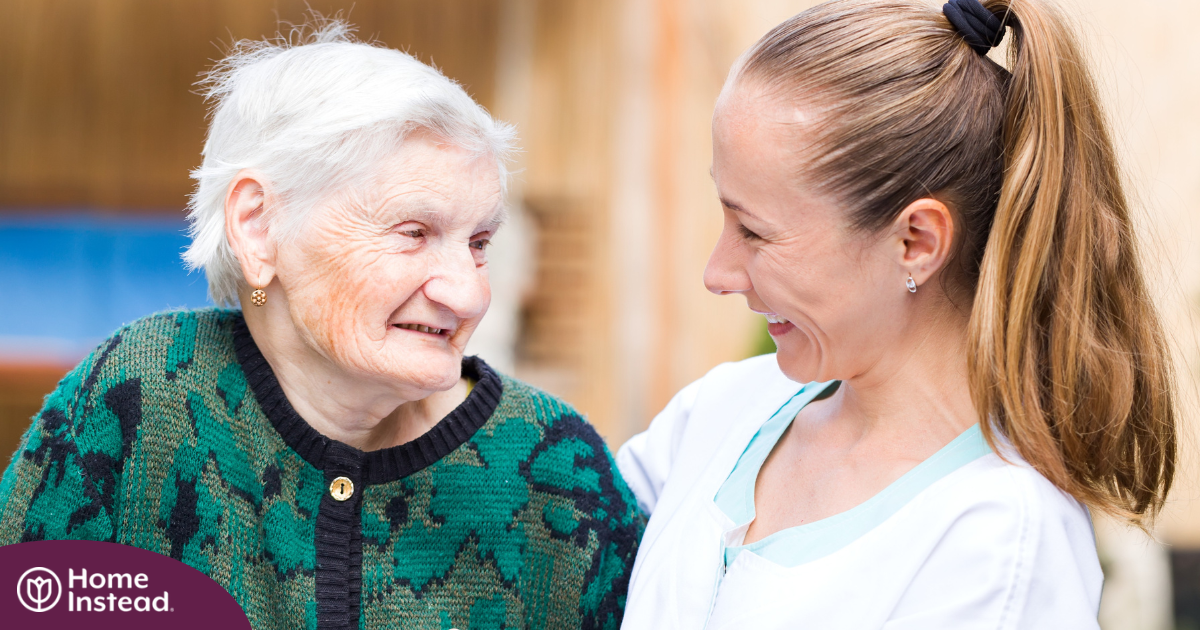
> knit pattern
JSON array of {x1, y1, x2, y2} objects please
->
[{"x1": 0, "y1": 309, "x2": 642, "y2": 629}]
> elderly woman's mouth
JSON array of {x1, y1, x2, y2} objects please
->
[{"x1": 394, "y1": 323, "x2": 451, "y2": 335}]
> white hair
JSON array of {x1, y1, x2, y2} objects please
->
[{"x1": 183, "y1": 20, "x2": 517, "y2": 306}]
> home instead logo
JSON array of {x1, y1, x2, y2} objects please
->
[
  {"x1": 17, "y1": 567, "x2": 61, "y2": 612},
  {"x1": 1, "y1": 540, "x2": 251, "y2": 629},
  {"x1": 17, "y1": 566, "x2": 171, "y2": 613}
]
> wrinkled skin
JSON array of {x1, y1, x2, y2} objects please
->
[
  {"x1": 229, "y1": 132, "x2": 502, "y2": 449},
  {"x1": 278, "y1": 143, "x2": 499, "y2": 395}
]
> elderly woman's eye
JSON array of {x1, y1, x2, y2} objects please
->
[
  {"x1": 470, "y1": 239, "x2": 491, "y2": 251},
  {"x1": 400, "y1": 228, "x2": 425, "y2": 239}
]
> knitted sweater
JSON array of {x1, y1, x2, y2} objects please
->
[{"x1": 0, "y1": 309, "x2": 642, "y2": 630}]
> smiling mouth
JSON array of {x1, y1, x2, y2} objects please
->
[{"x1": 394, "y1": 323, "x2": 450, "y2": 336}]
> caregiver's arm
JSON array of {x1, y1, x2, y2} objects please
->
[{"x1": 616, "y1": 379, "x2": 702, "y2": 517}]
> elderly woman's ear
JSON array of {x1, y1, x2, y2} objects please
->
[{"x1": 224, "y1": 170, "x2": 277, "y2": 299}]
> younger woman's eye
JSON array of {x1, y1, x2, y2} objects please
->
[{"x1": 738, "y1": 224, "x2": 762, "y2": 241}]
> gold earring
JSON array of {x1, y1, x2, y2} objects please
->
[{"x1": 251, "y1": 289, "x2": 267, "y2": 307}]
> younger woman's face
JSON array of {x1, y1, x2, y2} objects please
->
[{"x1": 706, "y1": 82, "x2": 914, "y2": 384}]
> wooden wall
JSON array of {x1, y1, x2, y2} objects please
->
[
  {"x1": 0, "y1": 0, "x2": 501, "y2": 210},
  {"x1": 508, "y1": 0, "x2": 623, "y2": 439}
]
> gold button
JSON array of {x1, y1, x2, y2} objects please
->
[{"x1": 329, "y1": 476, "x2": 354, "y2": 502}]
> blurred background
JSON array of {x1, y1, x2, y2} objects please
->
[{"x1": 0, "y1": 0, "x2": 1196, "y2": 627}]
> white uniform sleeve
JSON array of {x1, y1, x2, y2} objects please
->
[
  {"x1": 1013, "y1": 498, "x2": 1103, "y2": 628},
  {"x1": 884, "y1": 468, "x2": 1102, "y2": 630},
  {"x1": 616, "y1": 378, "x2": 702, "y2": 517}
]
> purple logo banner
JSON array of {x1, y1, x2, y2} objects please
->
[{"x1": 1, "y1": 540, "x2": 251, "y2": 629}]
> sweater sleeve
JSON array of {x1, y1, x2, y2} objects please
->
[
  {"x1": 576, "y1": 432, "x2": 646, "y2": 630},
  {"x1": 0, "y1": 349, "x2": 118, "y2": 545}
]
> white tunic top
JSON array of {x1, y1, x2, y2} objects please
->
[{"x1": 616, "y1": 354, "x2": 1102, "y2": 630}]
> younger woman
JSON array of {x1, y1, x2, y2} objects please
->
[{"x1": 618, "y1": 0, "x2": 1177, "y2": 627}]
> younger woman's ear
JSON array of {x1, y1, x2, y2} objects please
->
[
  {"x1": 893, "y1": 197, "x2": 955, "y2": 287},
  {"x1": 224, "y1": 170, "x2": 276, "y2": 289}
]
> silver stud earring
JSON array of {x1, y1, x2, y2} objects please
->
[{"x1": 906, "y1": 275, "x2": 917, "y2": 293}]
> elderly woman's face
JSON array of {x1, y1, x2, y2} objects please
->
[{"x1": 273, "y1": 133, "x2": 502, "y2": 396}]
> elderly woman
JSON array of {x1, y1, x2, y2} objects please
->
[
  {"x1": 618, "y1": 0, "x2": 1176, "y2": 628},
  {"x1": 0, "y1": 24, "x2": 640, "y2": 630}
]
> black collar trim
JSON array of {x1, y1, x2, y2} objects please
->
[{"x1": 232, "y1": 315, "x2": 503, "y2": 485}]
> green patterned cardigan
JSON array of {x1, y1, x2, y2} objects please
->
[{"x1": 0, "y1": 309, "x2": 643, "y2": 629}]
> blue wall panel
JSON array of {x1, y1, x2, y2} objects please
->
[{"x1": 0, "y1": 213, "x2": 213, "y2": 361}]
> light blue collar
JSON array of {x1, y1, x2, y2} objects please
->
[{"x1": 714, "y1": 383, "x2": 992, "y2": 568}]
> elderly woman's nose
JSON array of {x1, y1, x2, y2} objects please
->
[{"x1": 422, "y1": 247, "x2": 489, "y2": 317}]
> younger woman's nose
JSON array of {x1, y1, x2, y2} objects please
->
[{"x1": 704, "y1": 230, "x2": 751, "y2": 296}]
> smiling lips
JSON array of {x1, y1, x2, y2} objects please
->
[
  {"x1": 763, "y1": 312, "x2": 795, "y2": 337},
  {"x1": 394, "y1": 323, "x2": 449, "y2": 336}
]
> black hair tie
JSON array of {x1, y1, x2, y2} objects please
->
[{"x1": 943, "y1": 0, "x2": 1005, "y2": 55}]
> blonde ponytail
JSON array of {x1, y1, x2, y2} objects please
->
[
  {"x1": 969, "y1": 0, "x2": 1175, "y2": 521},
  {"x1": 738, "y1": 0, "x2": 1176, "y2": 522}
]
